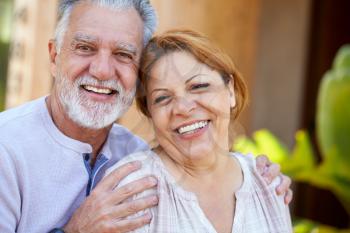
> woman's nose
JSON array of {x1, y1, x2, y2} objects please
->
[{"x1": 172, "y1": 96, "x2": 196, "y2": 116}]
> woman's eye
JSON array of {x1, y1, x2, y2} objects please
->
[
  {"x1": 191, "y1": 83, "x2": 210, "y2": 90},
  {"x1": 154, "y1": 95, "x2": 170, "y2": 104}
]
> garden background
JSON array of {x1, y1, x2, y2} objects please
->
[{"x1": 0, "y1": 0, "x2": 349, "y2": 232}]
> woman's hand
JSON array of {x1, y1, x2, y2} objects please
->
[{"x1": 255, "y1": 155, "x2": 293, "y2": 204}]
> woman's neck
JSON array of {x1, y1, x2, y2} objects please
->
[{"x1": 155, "y1": 147, "x2": 239, "y2": 190}]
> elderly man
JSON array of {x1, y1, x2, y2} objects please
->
[{"x1": 0, "y1": 1, "x2": 292, "y2": 233}]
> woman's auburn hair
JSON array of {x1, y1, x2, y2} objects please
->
[{"x1": 136, "y1": 29, "x2": 248, "y2": 120}]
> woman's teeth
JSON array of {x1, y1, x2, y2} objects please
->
[
  {"x1": 83, "y1": 85, "x2": 113, "y2": 95},
  {"x1": 177, "y1": 121, "x2": 208, "y2": 134}
]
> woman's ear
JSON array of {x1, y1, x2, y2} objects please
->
[{"x1": 228, "y1": 76, "x2": 236, "y2": 108}]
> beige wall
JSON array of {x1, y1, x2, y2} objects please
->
[
  {"x1": 251, "y1": 0, "x2": 312, "y2": 146},
  {"x1": 6, "y1": 0, "x2": 58, "y2": 108}
]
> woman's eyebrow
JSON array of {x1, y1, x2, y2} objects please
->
[
  {"x1": 185, "y1": 74, "x2": 204, "y2": 84},
  {"x1": 150, "y1": 88, "x2": 168, "y2": 95},
  {"x1": 149, "y1": 73, "x2": 207, "y2": 95}
]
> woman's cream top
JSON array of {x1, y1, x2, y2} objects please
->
[{"x1": 105, "y1": 150, "x2": 292, "y2": 233}]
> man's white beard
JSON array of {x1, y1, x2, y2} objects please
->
[{"x1": 56, "y1": 74, "x2": 135, "y2": 129}]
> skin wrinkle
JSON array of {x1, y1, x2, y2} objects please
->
[
  {"x1": 48, "y1": 4, "x2": 144, "y2": 159},
  {"x1": 70, "y1": 34, "x2": 139, "y2": 63},
  {"x1": 70, "y1": 34, "x2": 139, "y2": 58},
  {"x1": 137, "y1": 36, "x2": 246, "y2": 231},
  {"x1": 147, "y1": 52, "x2": 235, "y2": 178}
]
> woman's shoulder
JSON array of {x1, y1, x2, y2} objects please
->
[
  {"x1": 232, "y1": 152, "x2": 292, "y2": 232},
  {"x1": 231, "y1": 152, "x2": 286, "y2": 211},
  {"x1": 105, "y1": 150, "x2": 161, "y2": 185},
  {"x1": 231, "y1": 152, "x2": 281, "y2": 191}
]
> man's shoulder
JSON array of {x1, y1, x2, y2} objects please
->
[
  {"x1": 0, "y1": 97, "x2": 46, "y2": 126},
  {"x1": 110, "y1": 150, "x2": 155, "y2": 168},
  {"x1": 0, "y1": 97, "x2": 46, "y2": 140},
  {"x1": 108, "y1": 123, "x2": 149, "y2": 153}
]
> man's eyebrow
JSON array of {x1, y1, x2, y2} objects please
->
[
  {"x1": 115, "y1": 43, "x2": 138, "y2": 56},
  {"x1": 72, "y1": 33, "x2": 99, "y2": 43}
]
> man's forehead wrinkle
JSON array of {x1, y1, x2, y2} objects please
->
[{"x1": 70, "y1": 33, "x2": 139, "y2": 54}]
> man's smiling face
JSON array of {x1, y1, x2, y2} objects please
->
[{"x1": 50, "y1": 2, "x2": 144, "y2": 129}]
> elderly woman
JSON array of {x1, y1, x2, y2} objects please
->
[{"x1": 107, "y1": 29, "x2": 292, "y2": 233}]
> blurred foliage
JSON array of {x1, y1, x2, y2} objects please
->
[
  {"x1": 233, "y1": 45, "x2": 350, "y2": 232},
  {"x1": 0, "y1": 41, "x2": 10, "y2": 111},
  {"x1": 316, "y1": 45, "x2": 350, "y2": 212},
  {"x1": 0, "y1": 0, "x2": 13, "y2": 111},
  {"x1": 294, "y1": 220, "x2": 350, "y2": 233}
]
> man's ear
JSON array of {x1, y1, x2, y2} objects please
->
[
  {"x1": 48, "y1": 39, "x2": 58, "y2": 77},
  {"x1": 228, "y1": 77, "x2": 236, "y2": 108}
]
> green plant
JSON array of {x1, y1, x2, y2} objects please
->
[
  {"x1": 0, "y1": 41, "x2": 10, "y2": 111},
  {"x1": 315, "y1": 45, "x2": 350, "y2": 211},
  {"x1": 293, "y1": 219, "x2": 350, "y2": 233},
  {"x1": 233, "y1": 45, "x2": 350, "y2": 231}
]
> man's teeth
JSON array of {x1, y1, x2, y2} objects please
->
[
  {"x1": 178, "y1": 121, "x2": 208, "y2": 134},
  {"x1": 83, "y1": 85, "x2": 113, "y2": 94}
]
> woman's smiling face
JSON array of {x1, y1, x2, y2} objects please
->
[{"x1": 146, "y1": 51, "x2": 236, "y2": 163}]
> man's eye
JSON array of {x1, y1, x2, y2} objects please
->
[
  {"x1": 115, "y1": 52, "x2": 133, "y2": 62},
  {"x1": 77, "y1": 45, "x2": 93, "y2": 52},
  {"x1": 191, "y1": 83, "x2": 210, "y2": 90},
  {"x1": 154, "y1": 95, "x2": 170, "y2": 104}
]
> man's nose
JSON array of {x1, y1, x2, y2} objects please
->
[
  {"x1": 173, "y1": 96, "x2": 197, "y2": 116},
  {"x1": 89, "y1": 52, "x2": 115, "y2": 80}
]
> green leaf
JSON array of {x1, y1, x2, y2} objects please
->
[
  {"x1": 233, "y1": 129, "x2": 289, "y2": 163},
  {"x1": 293, "y1": 219, "x2": 350, "y2": 233},
  {"x1": 282, "y1": 130, "x2": 316, "y2": 181}
]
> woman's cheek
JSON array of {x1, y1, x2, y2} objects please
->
[{"x1": 151, "y1": 108, "x2": 164, "y2": 126}]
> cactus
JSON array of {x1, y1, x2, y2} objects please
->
[
  {"x1": 315, "y1": 45, "x2": 350, "y2": 212},
  {"x1": 317, "y1": 45, "x2": 350, "y2": 166}
]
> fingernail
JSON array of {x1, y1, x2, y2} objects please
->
[
  {"x1": 152, "y1": 196, "x2": 159, "y2": 204},
  {"x1": 143, "y1": 212, "x2": 152, "y2": 223},
  {"x1": 149, "y1": 177, "x2": 158, "y2": 185},
  {"x1": 145, "y1": 212, "x2": 152, "y2": 220}
]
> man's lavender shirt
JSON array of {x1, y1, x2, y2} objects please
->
[{"x1": 0, "y1": 97, "x2": 148, "y2": 233}]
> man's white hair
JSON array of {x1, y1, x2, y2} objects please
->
[{"x1": 55, "y1": 0, "x2": 158, "y2": 53}]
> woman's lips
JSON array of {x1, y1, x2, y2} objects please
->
[
  {"x1": 176, "y1": 120, "x2": 209, "y2": 135},
  {"x1": 173, "y1": 120, "x2": 211, "y2": 141}
]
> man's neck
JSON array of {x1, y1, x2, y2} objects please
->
[{"x1": 46, "y1": 95, "x2": 111, "y2": 162}]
